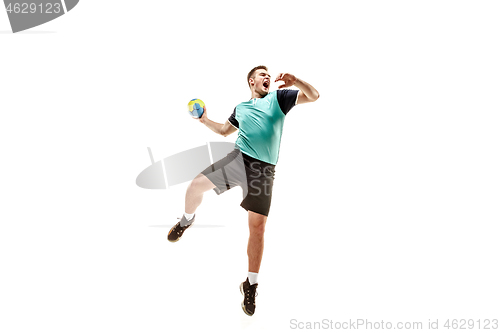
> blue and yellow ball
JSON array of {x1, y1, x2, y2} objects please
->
[{"x1": 187, "y1": 99, "x2": 205, "y2": 118}]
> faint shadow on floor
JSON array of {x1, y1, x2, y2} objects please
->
[{"x1": 149, "y1": 224, "x2": 225, "y2": 228}]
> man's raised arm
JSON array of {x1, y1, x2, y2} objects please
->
[{"x1": 275, "y1": 73, "x2": 320, "y2": 104}]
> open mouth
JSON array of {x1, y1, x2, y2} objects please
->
[{"x1": 263, "y1": 81, "x2": 269, "y2": 89}]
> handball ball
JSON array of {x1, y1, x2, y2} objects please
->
[{"x1": 187, "y1": 99, "x2": 205, "y2": 118}]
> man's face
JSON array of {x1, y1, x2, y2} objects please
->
[{"x1": 250, "y1": 69, "x2": 271, "y2": 97}]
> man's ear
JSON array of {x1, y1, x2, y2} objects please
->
[{"x1": 249, "y1": 78, "x2": 254, "y2": 86}]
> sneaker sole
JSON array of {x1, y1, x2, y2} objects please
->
[
  {"x1": 167, "y1": 227, "x2": 181, "y2": 243},
  {"x1": 167, "y1": 224, "x2": 192, "y2": 243},
  {"x1": 240, "y1": 282, "x2": 254, "y2": 316}
]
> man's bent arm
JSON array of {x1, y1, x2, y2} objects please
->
[
  {"x1": 275, "y1": 73, "x2": 319, "y2": 104},
  {"x1": 200, "y1": 116, "x2": 237, "y2": 137},
  {"x1": 295, "y1": 78, "x2": 320, "y2": 104}
]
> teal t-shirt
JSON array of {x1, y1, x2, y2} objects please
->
[{"x1": 228, "y1": 89, "x2": 298, "y2": 165}]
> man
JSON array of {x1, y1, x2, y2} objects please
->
[{"x1": 168, "y1": 66, "x2": 319, "y2": 316}]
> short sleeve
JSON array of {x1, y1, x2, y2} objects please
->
[
  {"x1": 277, "y1": 89, "x2": 299, "y2": 115},
  {"x1": 228, "y1": 107, "x2": 239, "y2": 128}
]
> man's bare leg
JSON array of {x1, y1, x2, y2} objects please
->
[
  {"x1": 185, "y1": 173, "x2": 216, "y2": 214},
  {"x1": 247, "y1": 211, "x2": 267, "y2": 274},
  {"x1": 168, "y1": 173, "x2": 215, "y2": 242},
  {"x1": 240, "y1": 210, "x2": 267, "y2": 316}
]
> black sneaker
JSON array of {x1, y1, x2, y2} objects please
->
[
  {"x1": 240, "y1": 278, "x2": 258, "y2": 316},
  {"x1": 167, "y1": 215, "x2": 195, "y2": 243}
]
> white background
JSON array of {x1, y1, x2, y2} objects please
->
[{"x1": 1, "y1": 1, "x2": 499, "y2": 332}]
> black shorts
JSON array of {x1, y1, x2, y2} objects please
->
[{"x1": 201, "y1": 148, "x2": 275, "y2": 216}]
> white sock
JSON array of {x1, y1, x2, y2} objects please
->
[
  {"x1": 248, "y1": 272, "x2": 258, "y2": 285},
  {"x1": 180, "y1": 212, "x2": 195, "y2": 227}
]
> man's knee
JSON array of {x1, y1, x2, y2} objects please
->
[
  {"x1": 249, "y1": 212, "x2": 267, "y2": 237},
  {"x1": 189, "y1": 173, "x2": 215, "y2": 192}
]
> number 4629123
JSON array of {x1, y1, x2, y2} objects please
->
[
  {"x1": 5, "y1": 3, "x2": 62, "y2": 14},
  {"x1": 444, "y1": 319, "x2": 498, "y2": 330}
]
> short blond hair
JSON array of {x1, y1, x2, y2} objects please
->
[{"x1": 247, "y1": 65, "x2": 268, "y2": 88}]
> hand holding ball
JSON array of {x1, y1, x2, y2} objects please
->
[{"x1": 187, "y1": 99, "x2": 205, "y2": 118}]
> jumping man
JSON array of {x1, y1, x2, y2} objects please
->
[{"x1": 168, "y1": 66, "x2": 320, "y2": 316}]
